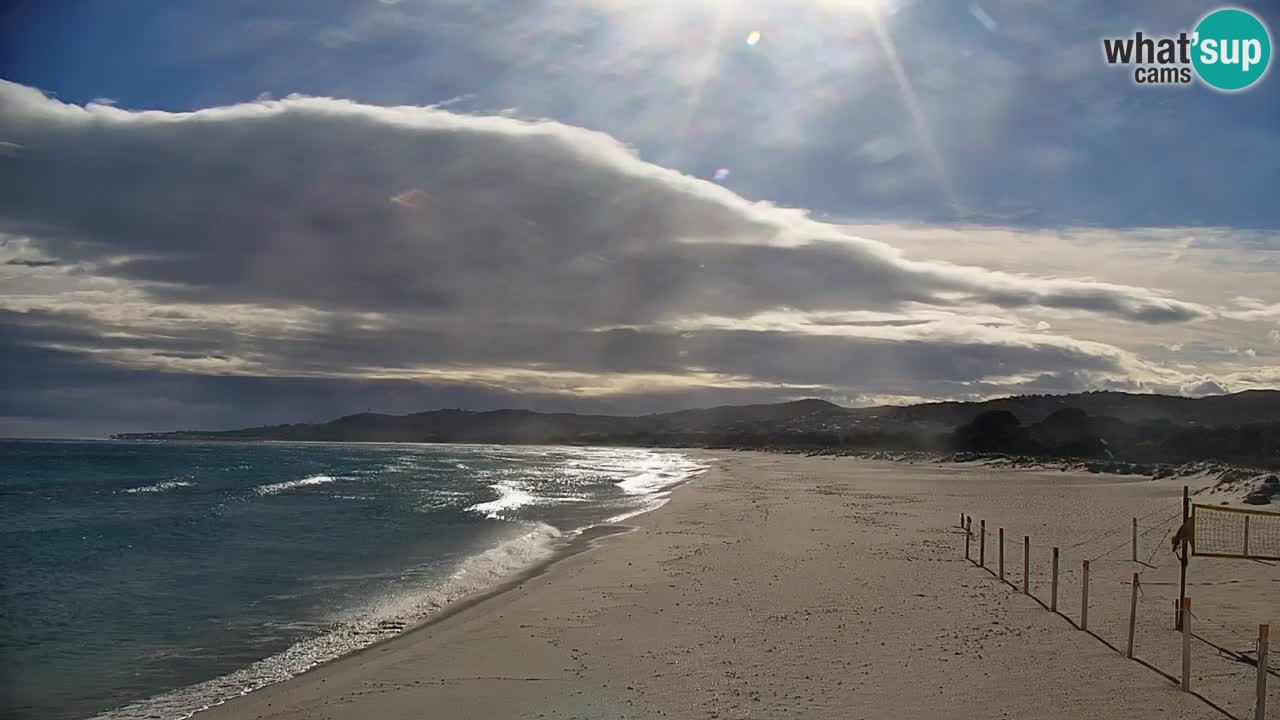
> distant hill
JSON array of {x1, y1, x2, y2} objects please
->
[
  {"x1": 873, "y1": 390, "x2": 1280, "y2": 428},
  {"x1": 115, "y1": 398, "x2": 849, "y2": 445},
  {"x1": 114, "y1": 390, "x2": 1280, "y2": 466}
]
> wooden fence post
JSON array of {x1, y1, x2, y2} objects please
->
[
  {"x1": 1132, "y1": 517, "x2": 1138, "y2": 562},
  {"x1": 1051, "y1": 547, "x2": 1060, "y2": 612},
  {"x1": 1127, "y1": 572, "x2": 1139, "y2": 658},
  {"x1": 1181, "y1": 597, "x2": 1192, "y2": 692},
  {"x1": 1081, "y1": 560, "x2": 1090, "y2": 630},
  {"x1": 980, "y1": 520, "x2": 986, "y2": 568},
  {"x1": 998, "y1": 528, "x2": 1005, "y2": 582},
  {"x1": 960, "y1": 512, "x2": 965, "y2": 528},
  {"x1": 1256, "y1": 624, "x2": 1269, "y2": 720},
  {"x1": 1177, "y1": 486, "x2": 1188, "y2": 631},
  {"x1": 1244, "y1": 516, "x2": 1250, "y2": 557},
  {"x1": 965, "y1": 517, "x2": 971, "y2": 561},
  {"x1": 1023, "y1": 536, "x2": 1030, "y2": 595}
]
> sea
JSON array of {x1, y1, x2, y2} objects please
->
[{"x1": 0, "y1": 439, "x2": 706, "y2": 720}]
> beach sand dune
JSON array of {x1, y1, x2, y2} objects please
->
[{"x1": 199, "y1": 451, "x2": 1279, "y2": 719}]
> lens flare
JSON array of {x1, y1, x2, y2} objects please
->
[
  {"x1": 861, "y1": 8, "x2": 961, "y2": 214},
  {"x1": 677, "y1": 0, "x2": 734, "y2": 148},
  {"x1": 745, "y1": 31, "x2": 761, "y2": 46},
  {"x1": 713, "y1": 168, "x2": 731, "y2": 181}
]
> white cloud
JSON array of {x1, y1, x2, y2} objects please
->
[
  {"x1": 1222, "y1": 298, "x2": 1280, "y2": 321},
  {"x1": 1181, "y1": 378, "x2": 1229, "y2": 397},
  {"x1": 0, "y1": 81, "x2": 1211, "y2": 326},
  {"x1": 0, "y1": 81, "x2": 1269, "y2": 427}
]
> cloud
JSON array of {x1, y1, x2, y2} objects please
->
[
  {"x1": 1222, "y1": 297, "x2": 1280, "y2": 321},
  {"x1": 0, "y1": 81, "x2": 1209, "y2": 327},
  {"x1": 0, "y1": 81, "x2": 1258, "y2": 435},
  {"x1": 9, "y1": 0, "x2": 1280, "y2": 234},
  {"x1": 1181, "y1": 378, "x2": 1229, "y2": 397},
  {"x1": 0, "y1": 303, "x2": 1153, "y2": 392},
  {"x1": 0, "y1": 304, "x2": 1180, "y2": 437}
]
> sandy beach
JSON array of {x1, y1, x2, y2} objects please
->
[{"x1": 198, "y1": 451, "x2": 1279, "y2": 720}]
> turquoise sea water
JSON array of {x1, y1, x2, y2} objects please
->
[{"x1": 0, "y1": 440, "x2": 703, "y2": 720}]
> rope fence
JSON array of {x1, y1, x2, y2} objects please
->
[{"x1": 958, "y1": 494, "x2": 1274, "y2": 720}]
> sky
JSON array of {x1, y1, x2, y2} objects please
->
[{"x1": 1, "y1": 0, "x2": 1279, "y2": 437}]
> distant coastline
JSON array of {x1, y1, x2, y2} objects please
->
[{"x1": 115, "y1": 390, "x2": 1280, "y2": 473}]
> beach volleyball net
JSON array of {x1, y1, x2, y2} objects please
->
[{"x1": 1191, "y1": 504, "x2": 1280, "y2": 560}]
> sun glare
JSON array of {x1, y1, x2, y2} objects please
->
[{"x1": 814, "y1": 0, "x2": 890, "y2": 14}]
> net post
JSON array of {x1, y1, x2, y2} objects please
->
[
  {"x1": 1023, "y1": 536, "x2": 1030, "y2": 596},
  {"x1": 979, "y1": 520, "x2": 986, "y2": 568},
  {"x1": 1050, "y1": 547, "x2": 1059, "y2": 612},
  {"x1": 1080, "y1": 560, "x2": 1089, "y2": 631},
  {"x1": 998, "y1": 528, "x2": 1005, "y2": 582},
  {"x1": 1243, "y1": 515, "x2": 1250, "y2": 557},
  {"x1": 1126, "y1": 572, "x2": 1139, "y2": 658},
  {"x1": 1257, "y1": 624, "x2": 1269, "y2": 720},
  {"x1": 1181, "y1": 597, "x2": 1192, "y2": 692}
]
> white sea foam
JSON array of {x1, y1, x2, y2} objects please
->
[
  {"x1": 459, "y1": 451, "x2": 706, "y2": 522},
  {"x1": 465, "y1": 480, "x2": 541, "y2": 519},
  {"x1": 122, "y1": 480, "x2": 195, "y2": 494},
  {"x1": 614, "y1": 454, "x2": 708, "y2": 496},
  {"x1": 616, "y1": 470, "x2": 682, "y2": 495},
  {"x1": 602, "y1": 496, "x2": 672, "y2": 525},
  {"x1": 372, "y1": 522, "x2": 563, "y2": 618},
  {"x1": 464, "y1": 479, "x2": 592, "y2": 519},
  {"x1": 253, "y1": 475, "x2": 337, "y2": 496},
  {"x1": 90, "y1": 523, "x2": 565, "y2": 720}
]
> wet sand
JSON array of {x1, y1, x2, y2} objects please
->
[{"x1": 198, "y1": 451, "x2": 1279, "y2": 720}]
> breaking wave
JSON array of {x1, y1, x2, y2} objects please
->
[
  {"x1": 254, "y1": 475, "x2": 337, "y2": 496},
  {"x1": 90, "y1": 523, "x2": 565, "y2": 720},
  {"x1": 122, "y1": 480, "x2": 195, "y2": 494},
  {"x1": 465, "y1": 480, "x2": 540, "y2": 518}
]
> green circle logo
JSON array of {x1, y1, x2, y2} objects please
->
[{"x1": 1192, "y1": 8, "x2": 1272, "y2": 91}]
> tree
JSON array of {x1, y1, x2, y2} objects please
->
[{"x1": 951, "y1": 410, "x2": 1030, "y2": 453}]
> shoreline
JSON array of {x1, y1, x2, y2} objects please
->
[
  {"x1": 194, "y1": 451, "x2": 1277, "y2": 720},
  {"x1": 286, "y1": 521, "x2": 640, "y2": 678},
  {"x1": 186, "y1": 482, "x2": 701, "y2": 720},
  {"x1": 178, "y1": 460, "x2": 714, "y2": 720},
  {"x1": 91, "y1": 453, "x2": 707, "y2": 720},
  {"x1": 188, "y1": 521, "x2": 641, "y2": 718}
]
